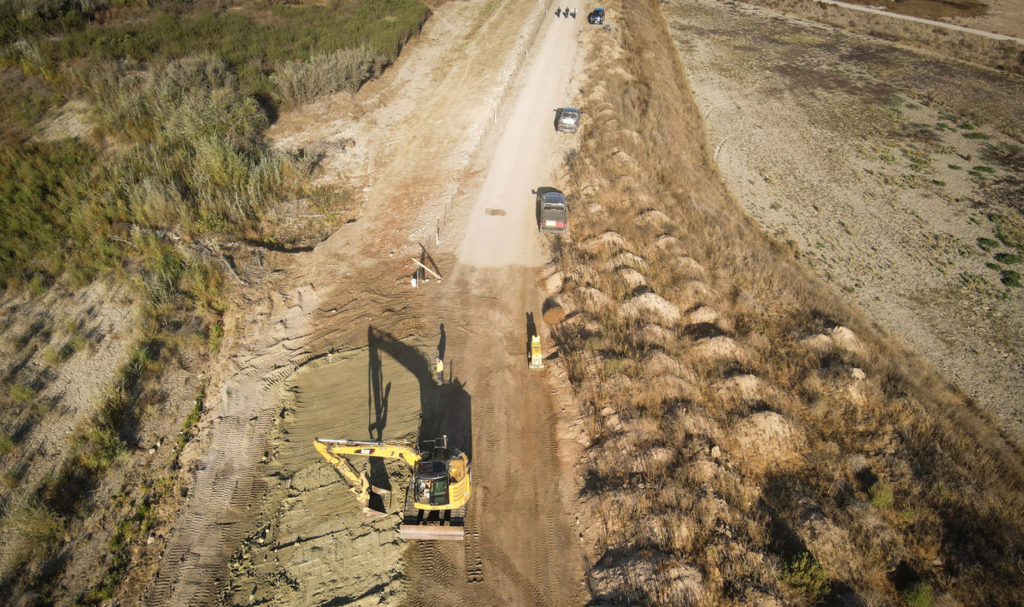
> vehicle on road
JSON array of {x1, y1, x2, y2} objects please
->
[
  {"x1": 556, "y1": 107, "x2": 580, "y2": 133},
  {"x1": 537, "y1": 189, "x2": 568, "y2": 233},
  {"x1": 314, "y1": 435, "x2": 470, "y2": 540},
  {"x1": 588, "y1": 7, "x2": 605, "y2": 24}
]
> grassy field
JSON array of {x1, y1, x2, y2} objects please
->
[
  {"x1": 556, "y1": 1, "x2": 1024, "y2": 604},
  {"x1": 0, "y1": 0, "x2": 428, "y2": 602}
]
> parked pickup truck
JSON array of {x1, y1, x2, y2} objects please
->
[
  {"x1": 538, "y1": 189, "x2": 568, "y2": 234},
  {"x1": 588, "y1": 7, "x2": 605, "y2": 24},
  {"x1": 556, "y1": 107, "x2": 580, "y2": 133}
]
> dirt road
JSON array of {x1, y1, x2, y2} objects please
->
[
  {"x1": 147, "y1": 1, "x2": 589, "y2": 604},
  {"x1": 403, "y1": 5, "x2": 587, "y2": 604}
]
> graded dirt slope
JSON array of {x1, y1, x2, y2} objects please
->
[{"x1": 225, "y1": 344, "x2": 424, "y2": 605}]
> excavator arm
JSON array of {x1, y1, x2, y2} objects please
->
[
  {"x1": 313, "y1": 440, "x2": 393, "y2": 518},
  {"x1": 314, "y1": 438, "x2": 422, "y2": 468}
]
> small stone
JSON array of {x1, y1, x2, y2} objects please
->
[{"x1": 711, "y1": 445, "x2": 721, "y2": 459}]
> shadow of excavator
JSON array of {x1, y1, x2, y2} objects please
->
[{"x1": 364, "y1": 325, "x2": 473, "y2": 498}]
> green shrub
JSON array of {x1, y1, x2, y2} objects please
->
[
  {"x1": 947, "y1": 164, "x2": 961, "y2": 170},
  {"x1": 0, "y1": 140, "x2": 95, "y2": 286},
  {"x1": 0, "y1": 500, "x2": 66, "y2": 571},
  {"x1": 870, "y1": 482, "x2": 894, "y2": 509},
  {"x1": 963, "y1": 132, "x2": 989, "y2": 140},
  {"x1": 977, "y1": 237, "x2": 1000, "y2": 251},
  {"x1": 7, "y1": 382, "x2": 35, "y2": 403},
  {"x1": 905, "y1": 581, "x2": 934, "y2": 607},
  {"x1": 0, "y1": 433, "x2": 14, "y2": 456},
  {"x1": 781, "y1": 552, "x2": 830, "y2": 604},
  {"x1": 971, "y1": 165, "x2": 995, "y2": 174},
  {"x1": 272, "y1": 47, "x2": 387, "y2": 106},
  {"x1": 994, "y1": 253, "x2": 1022, "y2": 265},
  {"x1": 1001, "y1": 270, "x2": 1022, "y2": 288}
]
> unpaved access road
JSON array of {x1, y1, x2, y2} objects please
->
[{"x1": 147, "y1": 1, "x2": 590, "y2": 605}]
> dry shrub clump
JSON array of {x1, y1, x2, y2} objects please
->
[{"x1": 553, "y1": 1, "x2": 1024, "y2": 605}]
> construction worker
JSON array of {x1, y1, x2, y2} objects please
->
[{"x1": 435, "y1": 356, "x2": 444, "y2": 385}]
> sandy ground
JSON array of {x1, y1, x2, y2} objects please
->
[
  {"x1": 146, "y1": 0, "x2": 591, "y2": 604},
  {"x1": 664, "y1": 0, "x2": 1024, "y2": 438}
]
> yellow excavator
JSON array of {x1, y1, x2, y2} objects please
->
[{"x1": 314, "y1": 435, "x2": 470, "y2": 540}]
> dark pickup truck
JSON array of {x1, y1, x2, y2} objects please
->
[
  {"x1": 588, "y1": 7, "x2": 605, "y2": 24},
  {"x1": 556, "y1": 107, "x2": 580, "y2": 133},
  {"x1": 538, "y1": 190, "x2": 568, "y2": 234}
]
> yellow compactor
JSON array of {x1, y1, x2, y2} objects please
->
[{"x1": 314, "y1": 435, "x2": 470, "y2": 540}]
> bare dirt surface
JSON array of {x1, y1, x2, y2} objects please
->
[
  {"x1": 146, "y1": 1, "x2": 590, "y2": 605},
  {"x1": 666, "y1": 0, "x2": 1024, "y2": 440}
]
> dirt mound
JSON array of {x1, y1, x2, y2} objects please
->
[
  {"x1": 542, "y1": 295, "x2": 568, "y2": 325},
  {"x1": 673, "y1": 280, "x2": 714, "y2": 312},
  {"x1": 796, "y1": 497, "x2": 858, "y2": 581},
  {"x1": 616, "y1": 267, "x2": 648, "y2": 291},
  {"x1": 629, "y1": 324, "x2": 678, "y2": 349},
  {"x1": 605, "y1": 252, "x2": 649, "y2": 272},
  {"x1": 589, "y1": 550, "x2": 703, "y2": 606},
  {"x1": 577, "y1": 287, "x2": 614, "y2": 314},
  {"x1": 688, "y1": 336, "x2": 751, "y2": 366},
  {"x1": 637, "y1": 208, "x2": 673, "y2": 228},
  {"x1": 620, "y1": 293, "x2": 681, "y2": 326},
  {"x1": 726, "y1": 411, "x2": 803, "y2": 475},
  {"x1": 673, "y1": 256, "x2": 707, "y2": 281},
  {"x1": 653, "y1": 234, "x2": 686, "y2": 256},
  {"x1": 631, "y1": 374, "x2": 701, "y2": 406},
  {"x1": 581, "y1": 231, "x2": 633, "y2": 255},
  {"x1": 642, "y1": 350, "x2": 683, "y2": 376},
  {"x1": 800, "y1": 326, "x2": 869, "y2": 360}
]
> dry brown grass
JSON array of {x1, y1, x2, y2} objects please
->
[{"x1": 553, "y1": 1, "x2": 1024, "y2": 605}]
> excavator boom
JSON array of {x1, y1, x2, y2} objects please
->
[{"x1": 315, "y1": 438, "x2": 421, "y2": 468}]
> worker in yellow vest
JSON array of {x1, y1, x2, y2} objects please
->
[{"x1": 435, "y1": 356, "x2": 444, "y2": 385}]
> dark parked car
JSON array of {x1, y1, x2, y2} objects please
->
[
  {"x1": 556, "y1": 107, "x2": 580, "y2": 133},
  {"x1": 588, "y1": 7, "x2": 605, "y2": 24},
  {"x1": 538, "y1": 189, "x2": 568, "y2": 234}
]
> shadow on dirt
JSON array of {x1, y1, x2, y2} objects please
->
[{"x1": 366, "y1": 325, "x2": 472, "y2": 476}]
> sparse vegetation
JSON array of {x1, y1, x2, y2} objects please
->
[
  {"x1": 556, "y1": 1, "x2": 1024, "y2": 604},
  {"x1": 0, "y1": 500, "x2": 65, "y2": 573},
  {"x1": 0, "y1": 0, "x2": 429, "y2": 601}
]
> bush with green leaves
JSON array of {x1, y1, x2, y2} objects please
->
[
  {"x1": 781, "y1": 552, "x2": 830, "y2": 604},
  {"x1": 870, "y1": 482, "x2": 894, "y2": 509},
  {"x1": 0, "y1": 500, "x2": 66, "y2": 572},
  {"x1": 905, "y1": 581, "x2": 934, "y2": 607},
  {"x1": 273, "y1": 47, "x2": 388, "y2": 106}
]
